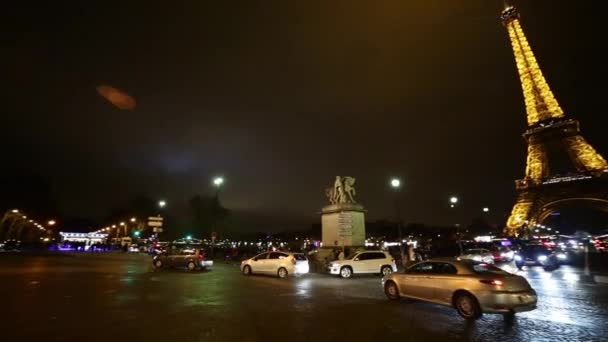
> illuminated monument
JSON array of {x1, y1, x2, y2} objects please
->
[{"x1": 501, "y1": 6, "x2": 608, "y2": 235}]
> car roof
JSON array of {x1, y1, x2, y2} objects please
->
[{"x1": 411, "y1": 258, "x2": 477, "y2": 274}]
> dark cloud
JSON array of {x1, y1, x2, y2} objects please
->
[{"x1": 2, "y1": 1, "x2": 608, "y2": 229}]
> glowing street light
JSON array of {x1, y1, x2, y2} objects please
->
[
  {"x1": 158, "y1": 200, "x2": 166, "y2": 208},
  {"x1": 449, "y1": 196, "x2": 459, "y2": 204},
  {"x1": 213, "y1": 177, "x2": 224, "y2": 187},
  {"x1": 120, "y1": 222, "x2": 125, "y2": 226},
  {"x1": 482, "y1": 207, "x2": 490, "y2": 213},
  {"x1": 130, "y1": 217, "x2": 136, "y2": 223},
  {"x1": 11, "y1": 209, "x2": 19, "y2": 213},
  {"x1": 390, "y1": 178, "x2": 401, "y2": 189},
  {"x1": 112, "y1": 225, "x2": 116, "y2": 228},
  {"x1": 48, "y1": 220, "x2": 56, "y2": 226}
]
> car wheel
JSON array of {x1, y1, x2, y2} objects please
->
[
  {"x1": 154, "y1": 260, "x2": 162, "y2": 268},
  {"x1": 187, "y1": 261, "x2": 196, "y2": 271},
  {"x1": 242, "y1": 265, "x2": 252, "y2": 276},
  {"x1": 381, "y1": 266, "x2": 393, "y2": 276},
  {"x1": 340, "y1": 266, "x2": 352, "y2": 279},
  {"x1": 384, "y1": 281, "x2": 400, "y2": 301},
  {"x1": 454, "y1": 292, "x2": 482, "y2": 320},
  {"x1": 277, "y1": 267, "x2": 288, "y2": 279}
]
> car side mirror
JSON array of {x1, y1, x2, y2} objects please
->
[{"x1": 354, "y1": 257, "x2": 360, "y2": 261}]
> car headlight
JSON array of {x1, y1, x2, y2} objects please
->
[
  {"x1": 557, "y1": 253, "x2": 567, "y2": 260},
  {"x1": 514, "y1": 255, "x2": 522, "y2": 261},
  {"x1": 538, "y1": 255, "x2": 548, "y2": 262},
  {"x1": 473, "y1": 255, "x2": 482, "y2": 261}
]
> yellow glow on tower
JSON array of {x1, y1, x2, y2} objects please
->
[
  {"x1": 503, "y1": 8, "x2": 564, "y2": 126},
  {"x1": 506, "y1": 201, "x2": 534, "y2": 236},
  {"x1": 564, "y1": 136, "x2": 608, "y2": 171}
]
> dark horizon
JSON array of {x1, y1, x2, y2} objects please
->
[{"x1": 3, "y1": 0, "x2": 608, "y2": 232}]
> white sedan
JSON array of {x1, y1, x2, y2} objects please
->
[{"x1": 241, "y1": 251, "x2": 309, "y2": 278}]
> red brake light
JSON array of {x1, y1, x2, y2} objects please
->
[
  {"x1": 480, "y1": 279, "x2": 503, "y2": 286},
  {"x1": 197, "y1": 254, "x2": 204, "y2": 260}
]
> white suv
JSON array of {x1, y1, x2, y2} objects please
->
[
  {"x1": 241, "y1": 251, "x2": 309, "y2": 278},
  {"x1": 328, "y1": 251, "x2": 397, "y2": 278}
]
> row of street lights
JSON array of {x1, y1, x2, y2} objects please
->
[
  {"x1": 389, "y1": 178, "x2": 490, "y2": 213},
  {"x1": 91, "y1": 176, "x2": 228, "y2": 238},
  {"x1": 0, "y1": 209, "x2": 56, "y2": 240}
]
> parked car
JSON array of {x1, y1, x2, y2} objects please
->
[
  {"x1": 153, "y1": 248, "x2": 213, "y2": 271},
  {"x1": 514, "y1": 244, "x2": 565, "y2": 270},
  {"x1": 383, "y1": 258, "x2": 537, "y2": 320},
  {"x1": 459, "y1": 248, "x2": 495, "y2": 264},
  {"x1": 491, "y1": 246, "x2": 515, "y2": 262},
  {"x1": 241, "y1": 251, "x2": 309, "y2": 278},
  {"x1": 328, "y1": 251, "x2": 397, "y2": 278}
]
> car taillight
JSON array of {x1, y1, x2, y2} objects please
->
[
  {"x1": 479, "y1": 279, "x2": 503, "y2": 286},
  {"x1": 198, "y1": 254, "x2": 204, "y2": 260}
]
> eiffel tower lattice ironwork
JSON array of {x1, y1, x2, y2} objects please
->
[{"x1": 501, "y1": 6, "x2": 608, "y2": 236}]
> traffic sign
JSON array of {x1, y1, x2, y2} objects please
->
[
  {"x1": 148, "y1": 221, "x2": 163, "y2": 227},
  {"x1": 148, "y1": 216, "x2": 163, "y2": 221},
  {"x1": 153, "y1": 227, "x2": 164, "y2": 233}
]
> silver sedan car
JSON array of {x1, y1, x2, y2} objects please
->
[{"x1": 382, "y1": 258, "x2": 537, "y2": 320}]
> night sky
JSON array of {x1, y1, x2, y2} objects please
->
[{"x1": 3, "y1": 1, "x2": 608, "y2": 230}]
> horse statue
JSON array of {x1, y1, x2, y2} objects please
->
[{"x1": 325, "y1": 176, "x2": 357, "y2": 205}]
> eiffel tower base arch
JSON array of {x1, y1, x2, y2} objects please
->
[{"x1": 505, "y1": 177, "x2": 608, "y2": 236}]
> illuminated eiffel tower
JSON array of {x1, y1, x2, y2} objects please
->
[{"x1": 501, "y1": 6, "x2": 608, "y2": 236}]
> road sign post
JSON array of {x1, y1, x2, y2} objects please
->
[{"x1": 148, "y1": 216, "x2": 164, "y2": 239}]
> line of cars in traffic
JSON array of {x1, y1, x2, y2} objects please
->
[{"x1": 150, "y1": 246, "x2": 537, "y2": 321}]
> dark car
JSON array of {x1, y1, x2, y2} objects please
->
[
  {"x1": 514, "y1": 244, "x2": 565, "y2": 270},
  {"x1": 153, "y1": 248, "x2": 213, "y2": 271}
]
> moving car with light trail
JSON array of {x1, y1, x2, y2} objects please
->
[
  {"x1": 153, "y1": 248, "x2": 213, "y2": 271},
  {"x1": 491, "y1": 246, "x2": 515, "y2": 262},
  {"x1": 514, "y1": 244, "x2": 565, "y2": 270},
  {"x1": 328, "y1": 251, "x2": 397, "y2": 278},
  {"x1": 459, "y1": 248, "x2": 495, "y2": 264},
  {"x1": 241, "y1": 251, "x2": 309, "y2": 278},
  {"x1": 383, "y1": 258, "x2": 537, "y2": 320}
]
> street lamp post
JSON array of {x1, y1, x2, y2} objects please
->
[
  {"x1": 211, "y1": 177, "x2": 225, "y2": 258},
  {"x1": 390, "y1": 178, "x2": 406, "y2": 268},
  {"x1": 449, "y1": 196, "x2": 463, "y2": 255},
  {"x1": 155, "y1": 200, "x2": 166, "y2": 241}
]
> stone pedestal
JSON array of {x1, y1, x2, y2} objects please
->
[{"x1": 321, "y1": 203, "x2": 366, "y2": 248}]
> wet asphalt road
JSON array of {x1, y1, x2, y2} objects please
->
[{"x1": 1, "y1": 253, "x2": 607, "y2": 342}]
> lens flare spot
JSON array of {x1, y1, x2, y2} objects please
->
[{"x1": 96, "y1": 85, "x2": 136, "y2": 110}]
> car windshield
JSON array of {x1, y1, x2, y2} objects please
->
[
  {"x1": 465, "y1": 249, "x2": 483, "y2": 254},
  {"x1": 524, "y1": 245, "x2": 552, "y2": 253},
  {"x1": 346, "y1": 253, "x2": 359, "y2": 260}
]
